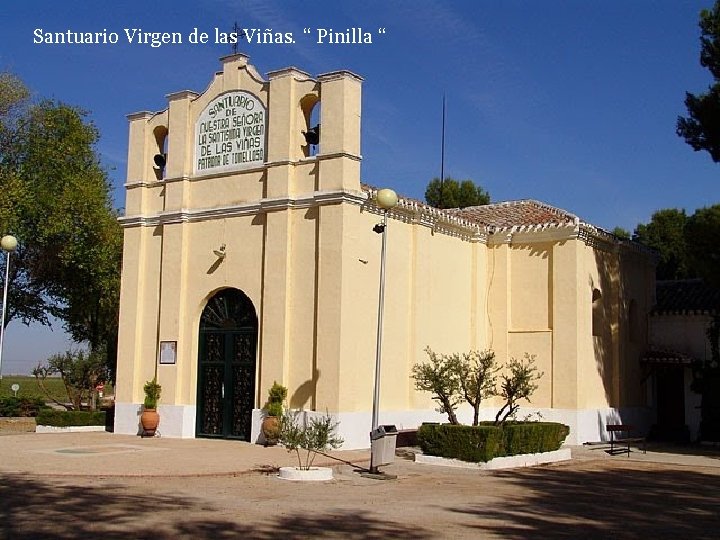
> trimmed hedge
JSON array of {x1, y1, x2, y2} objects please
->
[
  {"x1": 35, "y1": 410, "x2": 106, "y2": 427},
  {"x1": 418, "y1": 421, "x2": 569, "y2": 462},
  {"x1": 418, "y1": 424, "x2": 504, "y2": 462},
  {"x1": 500, "y1": 422, "x2": 569, "y2": 456},
  {"x1": 0, "y1": 397, "x2": 48, "y2": 417}
]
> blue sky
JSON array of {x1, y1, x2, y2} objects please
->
[{"x1": 1, "y1": 0, "x2": 717, "y2": 373}]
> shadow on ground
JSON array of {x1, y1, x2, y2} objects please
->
[
  {"x1": 647, "y1": 442, "x2": 720, "y2": 460},
  {"x1": 0, "y1": 473, "x2": 430, "y2": 539},
  {"x1": 447, "y1": 463, "x2": 720, "y2": 539}
]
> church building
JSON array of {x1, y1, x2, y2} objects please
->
[{"x1": 114, "y1": 54, "x2": 656, "y2": 448}]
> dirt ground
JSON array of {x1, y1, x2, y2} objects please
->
[{"x1": 2, "y1": 452, "x2": 719, "y2": 540}]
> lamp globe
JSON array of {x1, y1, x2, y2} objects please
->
[
  {"x1": 376, "y1": 188, "x2": 398, "y2": 210},
  {"x1": 0, "y1": 235, "x2": 17, "y2": 252}
]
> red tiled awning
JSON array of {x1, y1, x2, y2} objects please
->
[{"x1": 641, "y1": 350, "x2": 695, "y2": 365}]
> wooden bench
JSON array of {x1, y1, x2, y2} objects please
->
[
  {"x1": 395, "y1": 429, "x2": 418, "y2": 448},
  {"x1": 606, "y1": 424, "x2": 646, "y2": 456}
]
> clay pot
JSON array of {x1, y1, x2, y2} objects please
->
[
  {"x1": 262, "y1": 415, "x2": 280, "y2": 446},
  {"x1": 140, "y1": 408, "x2": 160, "y2": 437}
]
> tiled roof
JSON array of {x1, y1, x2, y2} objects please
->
[
  {"x1": 360, "y1": 185, "x2": 641, "y2": 250},
  {"x1": 360, "y1": 184, "x2": 582, "y2": 229},
  {"x1": 641, "y1": 349, "x2": 695, "y2": 364},
  {"x1": 449, "y1": 200, "x2": 580, "y2": 230},
  {"x1": 653, "y1": 279, "x2": 720, "y2": 315}
]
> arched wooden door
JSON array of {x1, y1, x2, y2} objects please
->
[{"x1": 196, "y1": 289, "x2": 258, "y2": 441}]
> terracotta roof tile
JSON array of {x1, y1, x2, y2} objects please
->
[
  {"x1": 653, "y1": 279, "x2": 720, "y2": 315},
  {"x1": 641, "y1": 349, "x2": 695, "y2": 364},
  {"x1": 361, "y1": 185, "x2": 582, "y2": 230},
  {"x1": 449, "y1": 200, "x2": 580, "y2": 229}
]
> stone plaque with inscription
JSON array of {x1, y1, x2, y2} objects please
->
[{"x1": 194, "y1": 90, "x2": 266, "y2": 175}]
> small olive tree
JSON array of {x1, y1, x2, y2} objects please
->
[
  {"x1": 455, "y1": 349, "x2": 500, "y2": 426},
  {"x1": 279, "y1": 410, "x2": 344, "y2": 470},
  {"x1": 411, "y1": 347, "x2": 462, "y2": 424},
  {"x1": 494, "y1": 354, "x2": 543, "y2": 426}
]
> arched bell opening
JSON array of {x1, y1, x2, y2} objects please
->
[
  {"x1": 152, "y1": 125, "x2": 168, "y2": 180},
  {"x1": 300, "y1": 93, "x2": 320, "y2": 157}
]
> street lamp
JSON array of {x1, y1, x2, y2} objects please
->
[
  {"x1": 369, "y1": 188, "x2": 398, "y2": 475},
  {"x1": 0, "y1": 234, "x2": 17, "y2": 381}
]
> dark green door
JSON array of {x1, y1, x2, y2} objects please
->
[{"x1": 196, "y1": 289, "x2": 258, "y2": 441}]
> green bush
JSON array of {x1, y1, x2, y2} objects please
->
[
  {"x1": 267, "y1": 381, "x2": 288, "y2": 405},
  {"x1": 0, "y1": 397, "x2": 48, "y2": 417},
  {"x1": 266, "y1": 402, "x2": 283, "y2": 417},
  {"x1": 35, "y1": 410, "x2": 106, "y2": 427},
  {"x1": 264, "y1": 381, "x2": 287, "y2": 418},
  {"x1": 418, "y1": 423, "x2": 504, "y2": 462},
  {"x1": 500, "y1": 422, "x2": 569, "y2": 455},
  {"x1": 143, "y1": 378, "x2": 161, "y2": 409},
  {"x1": 418, "y1": 421, "x2": 569, "y2": 462}
]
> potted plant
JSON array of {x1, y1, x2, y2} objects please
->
[
  {"x1": 277, "y1": 410, "x2": 344, "y2": 481},
  {"x1": 261, "y1": 381, "x2": 287, "y2": 446},
  {"x1": 140, "y1": 377, "x2": 161, "y2": 437}
]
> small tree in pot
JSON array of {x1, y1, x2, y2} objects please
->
[
  {"x1": 140, "y1": 378, "x2": 161, "y2": 437},
  {"x1": 261, "y1": 381, "x2": 287, "y2": 446},
  {"x1": 278, "y1": 410, "x2": 343, "y2": 475}
]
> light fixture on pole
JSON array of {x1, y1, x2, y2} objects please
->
[
  {"x1": 0, "y1": 235, "x2": 18, "y2": 381},
  {"x1": 368, "y1": 188, "x2": 398, "y2": 476}
]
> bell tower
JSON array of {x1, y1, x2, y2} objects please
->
[{"x1": 115, "y1": 54, "x2": 364, "y2": 439}]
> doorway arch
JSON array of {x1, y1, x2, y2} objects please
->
[{"x1": 196, "y1": 288, "x2": 258, "y2": 441}]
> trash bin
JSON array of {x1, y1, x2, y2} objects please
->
[{"x1": 370, "y1": 424, "x2": 398, "y2": 466}]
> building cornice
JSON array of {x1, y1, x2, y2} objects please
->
[
  {"x1": 363, "y1": 188, "x2": 487, "y2": 243},
  {"x1": 267, "y1": 67, "x2": 314, "y2": 81},
  {"x1": 119, "y1": 189, "x2": 487, "y2": 242},
  {"x1": 166, "y1": 90, "x2": 200, "y2": 101},
  {"x1": 126, "y1": 111, "x2": 155, "y2": 121},
  {"x1": 317, "y1": 70, "x2": 364, "y2": 83},
  {"x1": 120, "y1": 188, "x2": 651, "y2": 252},
  {"x1": 119, "y1": 190, "x2": 367, "y2": 227}
]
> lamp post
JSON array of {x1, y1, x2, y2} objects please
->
[
  {"x1": 369, "y1": 188, "x2": 398, "y2": 475},
  {"x1": 0, "y1": 235, "x2": 17, "y2": 381}
]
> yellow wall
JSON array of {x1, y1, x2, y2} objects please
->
[
  {"x1": 334, "y1": 206, "x2": 488, "y2": 414},
  {"x1": 481, "y1": 232, "x2": 652, "y2": 414}
]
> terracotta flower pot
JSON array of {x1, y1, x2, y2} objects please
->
[
  {"x1": 262, "y1": 415, "x2": 280, "y2": 446},
  {"x1": 140, "y1": 408, "x2": 160, "y2": 437}
]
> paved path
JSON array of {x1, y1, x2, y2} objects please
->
[
  {"x1": 1, "y1": 431, "x2": 718, "y2": 476},
  {"x1": 1, "y1": 433, "x2": 720, "y2": 539},
  {"x1": 0, "y1": 431, "x2": 371, "y2": 476}
]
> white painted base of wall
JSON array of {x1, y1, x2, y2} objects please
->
[
  {"x1": 332, "y1": 405, "x2": 654, "y2": 450},
  {"x1": 36, "y1": 425, "x2": 106, "y2": 433},
  {"x1": 114, "y1": 402, "x2": 142, "y2": 436},
  {"x1": 114, "y1": 402, "x2": 264, "y2": 441},
  {"x1": 115, "y1": 402, "x2": 653, "y2": 450},
  {"x1": 415, "y1": 448, "x2": 572, "y2": 470}
]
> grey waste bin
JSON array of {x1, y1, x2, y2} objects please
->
[{"x1": 370, "y1": 425, "x2": 398, "y2": 466}]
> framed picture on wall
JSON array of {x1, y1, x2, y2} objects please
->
[{"x1": 159, "y1": 341, "x2": 177, "y2": 365}]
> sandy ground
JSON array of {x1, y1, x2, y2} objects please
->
[{"x1": 2, "y1": 447, "x2": 720, "y2": 539}]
